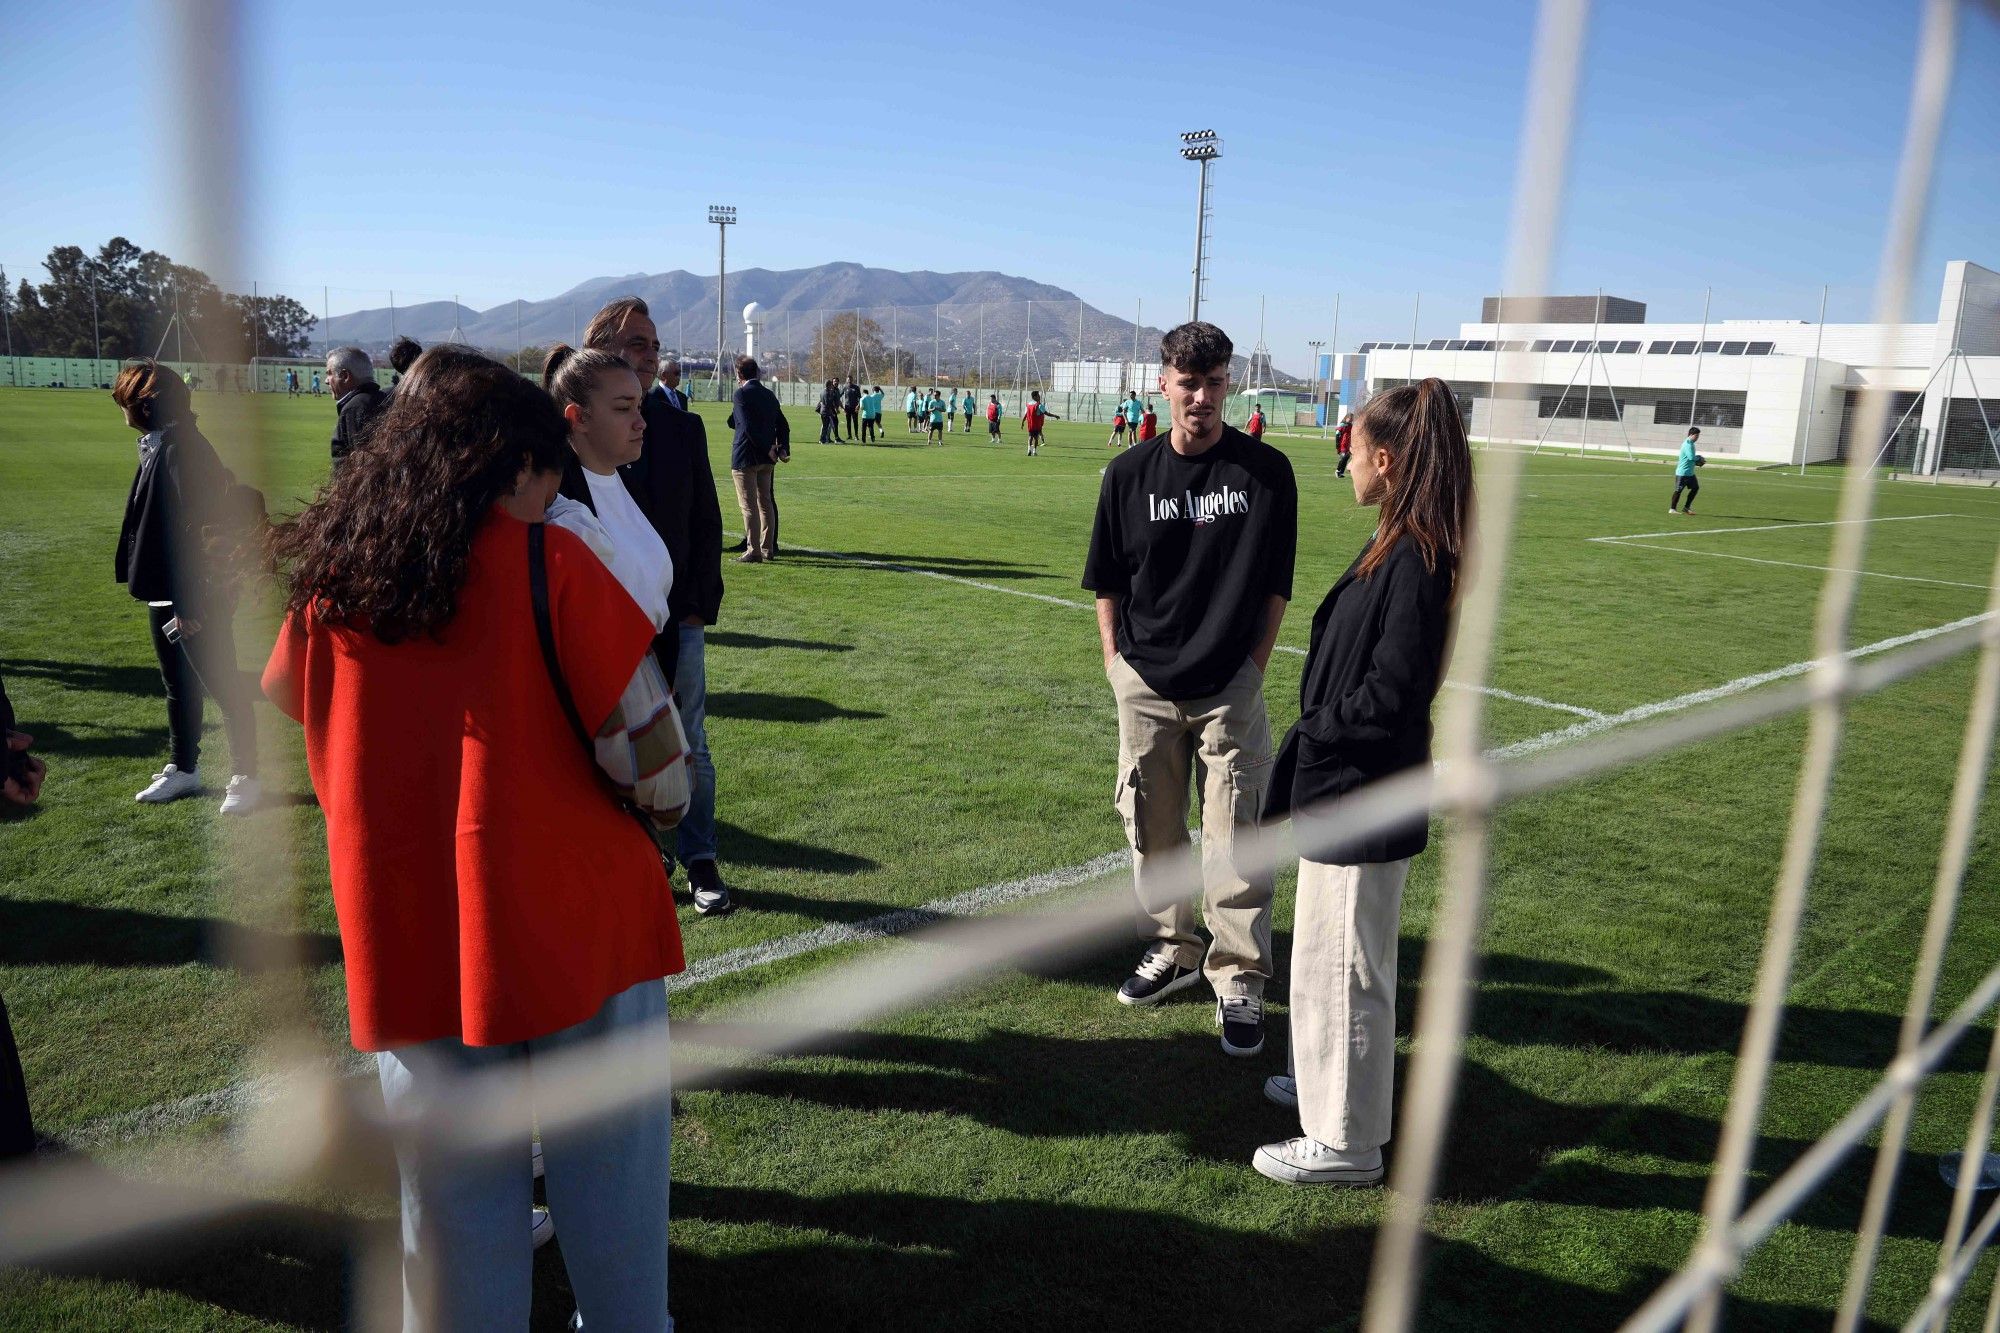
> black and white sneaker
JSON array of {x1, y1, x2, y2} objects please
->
[
  {"x1": 687, "y1": 859, "x2": 737, "y2": 917},
  {"x1": 1263, "y1": 1074, "x2": 1298, "y2": 1107},
  {"x1": 1117, "y1": 947, "x2": 1201, "y2": 1007},
  {"x1": 1217, "y1": 992, "x2": 1265, "y2": 1057}
]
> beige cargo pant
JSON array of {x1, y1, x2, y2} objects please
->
[
  {"x1": 1289, "y1": 857, "x2": 1410, "y2": 1151},
  {"x1": 1108, "y1": 653, "x2": 1275, "y2": 996}
]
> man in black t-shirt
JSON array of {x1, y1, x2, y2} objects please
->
[{"x1": 1083, "y1": 321, "x2": 1296, "y2": 1059}]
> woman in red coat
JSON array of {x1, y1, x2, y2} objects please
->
[{"x1": 265, "y1": 347, "x2": 682, "y2": 1330}]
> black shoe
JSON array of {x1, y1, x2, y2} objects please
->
[
  {"x1": 688, "y1": 859, "x2": 737, "y2": 916},
  {"x1": 726, "y1": 539, "x2": 748, "y2": 553},
  {"x1": 1217, "y1": 991, "x2": 1265, "y2": 1058},
  {"x1": 1117, "y1": 947, "x2": 1201, "y2": 1007}
]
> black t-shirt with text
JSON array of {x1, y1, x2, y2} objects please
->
[{"x1": 1082, "y1": 426, "x2": 1297, "y2": 700}]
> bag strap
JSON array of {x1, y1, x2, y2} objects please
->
[
  {"x1": 529, "y1": 523, "x2": 660, "y2": 834},
  {"x1": 528, "y1": 522, "x2": 595, "y2": 754}
]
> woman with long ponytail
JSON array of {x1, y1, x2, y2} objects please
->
[{"x1": 1254, "y1": 376, "x2": 1473, "y2": 1186}]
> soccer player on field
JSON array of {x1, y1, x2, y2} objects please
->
[
  {"x1": 1247, "y1": 403, "x2": 1265, "y2": 440},
  {"x1": 962, "y1": 389, "x2": 976, "y2": 433},
  {"x1": 927, "y1": 393, "x2": 946, "y2": 443},
  {"x1": 905, "y1": 386, "x2": 920, "y2": 433},
  {"x1": 1123, "y1": 389, "x2": 1145, "y2": 442},
  {"x1": 1109, "y1": 409, "x2": 1127, "y2": 449},
  {"x1": 1083, "y1": 321, "x2": 1295, "y2": 1061},
  {"x1": 986, "y1": 394, "x2": 1003, "y2": 441},
  {"x1": 1023, "y1": 390, "x2": 1057, "y2": 454},
  {"x1": 1670, "y1": 427, "x2": 1703, "y2": 515},
  {"x1": 1139, "y1": 400, "x2": 1158, "y2": 442}
]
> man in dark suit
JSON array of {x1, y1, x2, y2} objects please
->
[
  {"x1": 728, "y1": 356, "x2": 789, "y2": 564},
  {"x1": 654, "y1": 355, "x2": 690, "y2": 411},
  {"x1": 584, "y1": 296, "x2": 736, "y2": 917},
  {"x1": 327, "y1": 346, "x2": 388, "y2": 465}
]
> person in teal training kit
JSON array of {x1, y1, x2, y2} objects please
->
[{"x1": 1670, "y1": 426, "x2": 1703, "y2": 515}]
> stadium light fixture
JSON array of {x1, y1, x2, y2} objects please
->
[
  {"x1": 1178, "y1": 131, "x2": 1222, "y2": 321},
  {"x1": 710, "y1": 205, "x2": 737, "y2": 399}
]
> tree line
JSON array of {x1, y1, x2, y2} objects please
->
[{"x1": 2, "y1": 237, "x2": 317, "y2": 361}]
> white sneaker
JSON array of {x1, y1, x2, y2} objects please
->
[
  {"x1": 136, "y1": 765, "x2": 202, "y2": 803},
  {"x1": 1263, "y1": 1074, "x2": 1298, "y2": 1108},
  {"x1": 532, "y1": 1141, "x2": 545, "y2": 1180},
  {"x1": 218, "y1": 775, "x2": 262, "y2": 816},
  {"x1": 531, "y1": 1205, "x2": 556, "y2": 1249},
  {"x1": 1253, "y1": 1136, "x2": 1384, "y2": 1186}
]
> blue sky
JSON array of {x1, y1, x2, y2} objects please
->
[{"x1": 4, "y1": 0, "x2": 1997, "y2": 368}]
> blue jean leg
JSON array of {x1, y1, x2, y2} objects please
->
[
  {"x1": 376, "y1": 980, "x2": 674, "y2": 1332},
  {"x1": 673, "y1": 624, "x2": 718, "y2": 865},
  {"x1": 377, "y1": 1040, "x2": 535, "y2": 1330},
  {"x1": 536, "y1": 979, "x2": 673, "y2": 1333}
]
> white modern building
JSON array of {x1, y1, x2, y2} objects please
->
[{"x1": 1352, "y1": 260, "x2": 2000, "y2": 472}]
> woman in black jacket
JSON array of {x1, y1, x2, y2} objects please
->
[
  {"x1": 112, "y1": 360, "x2": 263, "y2": 814},
  {"x1": 1253, "y1": 377, "x2": 1472, "y2": 1186}
]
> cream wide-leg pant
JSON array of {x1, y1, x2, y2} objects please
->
[{"x1": 1288, "y1": 857, "x2": 1411, "y2": 1151}]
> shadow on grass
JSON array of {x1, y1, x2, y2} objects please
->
[
  {"x1": 2, "y1": 658, "x2": 162, "y2": 699},
  {"x1": 705, "y1": 692, "x2": 884, "y2": 724},
  {"x1": 666, "y1": 1182, "x2": 1861, "y2": 1332},
  {"x1": 714, "y1": 820, "x2": 878, "y2": 876},
  {"x1": 13, "y1": 720, "x2": 166, "y2": 761},
  {"x1": 706, "y1": 631, "x2": 854, "y2": 654},
  {"x1": 780, "y1": 549, "x2": 1055, "y2": 583},
  {"x1": 7, "y1": 1158, "x2": 386, "y2": 1333},
  {"x1": 0, "y1": 898, "x2": 343, "y2": 971}
]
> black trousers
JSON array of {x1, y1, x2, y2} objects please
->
[
  {"x1": 844, "y1": 407, "x2": 859, "y2": 436},
  {"x1": 861, "y1": 417, "x2": 879, "y2": 442},
  {"x1": 1671, "y1": 475, "x2": 1700, "y2": 509},
  {"x1": 148, "y1": 601, "x2": 258, "y2": 776},
  {"x1": 0, "y1": 990, "x2": 32, "y2": 1159},
  {"x1": 818, "y1": 411, "x2": 835, "y2": 443}
]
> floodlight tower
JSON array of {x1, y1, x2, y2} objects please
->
[
  {"x1": 709, "y1": 204, "x2": 736, "y2": 399},
  {"x1": 1178, "y1": 130, "x2": 1221, "y2": 323}
]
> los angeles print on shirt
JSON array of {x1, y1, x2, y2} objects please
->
[{"x1": 1147, "y1": 484, "x2": 1251, "y2": 525}]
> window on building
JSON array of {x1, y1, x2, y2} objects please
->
[
  {"x1": 1531, "y1": 340, "x2": 1553, "y2": 352},
  {"x1": 1444, "y1": 340, "x2": 1466, "y2": 351},
  {"x1": 1671, "y1": 341, "x2": 1696, "y2": 354},
  {"x1": 1700, "y1": 341, "x2": 1722, "y2": 353},
  {"x1": 1655, "y1": 398, "x2": 1746, "y2": 428},
  {"x1": 1616, "y1": 340, "x2": 1640, "y2": 354},
  {"x1": 1721, "y1": 341, "x2": 1747, "y2": 355},
  {"x1": 1748, "y1": 341, "x2": 1775, "y2": 355},
  {"x1": 1427, "y1": 339, "x2": 1448, "y2": 350},
  {"x1": 1648, "y1": 341, "x2": 1672, "y2": 354},
  {"x1": 1539, "y1": 394, "x2": 1624, "y2": 421}
]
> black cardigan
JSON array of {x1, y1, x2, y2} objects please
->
[
  {"x1": 1262, "y1": 534, "x2": 1456, "y2": 864},
  {"x1": 113, "y1": 421, "x2": 242, "y2": 620}
]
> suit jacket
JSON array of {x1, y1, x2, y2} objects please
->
[
  {"x1": 620, "y1": 390, "x2": 724, "y2": 626},
  {"x1": 330, "y1": 381, "x2": 388, "y2": 461},
  {"x1": 1262, "y1": 535, "x2": 1455, "y2": 865},
  {"x1": 729, "y1": 380, "x2": 790, "y2": 472}
]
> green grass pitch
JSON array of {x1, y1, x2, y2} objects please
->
[{"x1": 2, "y1": 384, "x2": 1998, "y2": 1330}]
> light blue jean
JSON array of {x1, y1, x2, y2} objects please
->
[
  {"x1": 673, "y1": 624, "x2": 718, "y2": 866},
  {"x1": 375, "y1": 979, "x2": 673, "y2": 1332}
]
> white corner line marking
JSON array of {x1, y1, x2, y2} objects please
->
[
  {"x1": 1588, "y1": 513, "x2": 1969, "y2": 543},
  {"x1": 1590, "y1": 538, "x2": 1991, "y2": 591},
  {"x1": 1493, "y1": 609, "x2": 2000, "y2": 759}
]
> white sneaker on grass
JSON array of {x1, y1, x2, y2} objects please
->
[
  {"x1": 1263, "y1": 1074, "x2": 1297, "y2": 1108},
  {"x1": 136, "y1": 765, "x2": 202, "y2": 803},
  {"x1": 531, "y1": 1205, "x2": 556, "y2": 1249},
  {"x1": 1253, "y1": 1136, "x2": 1384, "y2": 1186},
  {"x1": 219, "y1": 775, "x2": 262, "y2": 816}
]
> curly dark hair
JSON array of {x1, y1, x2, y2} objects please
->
[
  {"x1": 270, "y1": 346, "x2": 567, "y2": 643},
  {"x1": 1159, "y1": 321, "x2": 1234, "y2": 374},
  {"x1": 388, "y1": 336, "x2": 422, "y2": 374}
]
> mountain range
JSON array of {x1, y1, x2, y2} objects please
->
[{"x1": 320, "y1": 263, "x2": 1293, "y2": 382}]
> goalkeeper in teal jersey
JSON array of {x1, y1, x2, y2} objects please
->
[{"x1": 1670, "y1": 427, "x2": 1704, "y2": 514}]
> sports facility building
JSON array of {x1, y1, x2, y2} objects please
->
[{"x1": 1352, "y1": 260, "x2": 2000, "y2": 472}]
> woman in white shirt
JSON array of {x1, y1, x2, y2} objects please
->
[{"x1": 541, "y1": 347, "x2": 722, "y2": 914}]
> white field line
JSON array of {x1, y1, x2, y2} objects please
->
[
  {"x1": 1591, "y1": 538, "x2": 1991, "y2": 591},
  {"x1": 1589, "y1": 513, "x2": 1968, "y2": 543},
  {"x1": 776, "y1": 539, "x2": 1601, "y2": 718},
  {"x1": 60, "y1": 608, "x2": 1989, "y2": 1149},
  {"x1": 1493, "y1": 609, "x2": 2000, "y2": 760}
]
